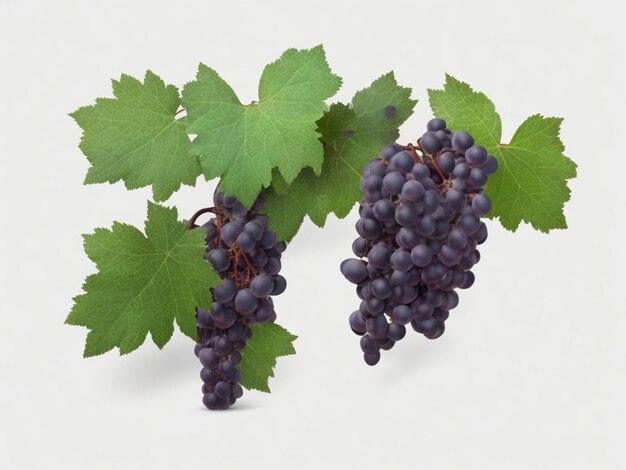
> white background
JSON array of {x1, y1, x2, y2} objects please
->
[{"x1": 1, "y1": 1, "x2": 624, "y2": 469}]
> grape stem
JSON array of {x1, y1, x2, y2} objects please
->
[
  {"x1": 187, "y1": 205, "x2": 256, "y2": 289},
  {"x1": 186, "y1": 207, "x2": 216, "y2": 229},
  {"x1": 405, "y1": 143, "x2": 424, "y2": 164}
]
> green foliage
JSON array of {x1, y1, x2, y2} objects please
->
[
  {"x1": 239, "y1": 323, "x2": 297, "y2": 393},
  {"x1": 68, "y1": 46, "x2": 576, "y2": 400},
  {"x1": 182, "y1": 46, "x2": 342, "y2": 207},
  {"x1": 429, "y1": 74, "x2": 577, "y2": 232},
  {"x1": 262, "y1": 72, "x2": 416, "y2": 241},
  {"x1": 71, "y1": 71, "x2": 199, "y2": 202},
  {"x1": 66, "y1": 202, "x2": 219, "y2": 357}
]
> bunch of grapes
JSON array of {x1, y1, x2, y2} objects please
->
[
  {"x1": 190, "y1": 191, "x2": 287, "y2": 409},
  {"x1": 341, "y1": 118, "x2": 498, "y2": 365}
]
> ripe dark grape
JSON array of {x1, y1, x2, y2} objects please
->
[
  {"x1": 191, "y1": 190, "x2": 288, "y2": 410},
  {"x1": 341, "y1": 118, "x2": 496, "y2": 365}
]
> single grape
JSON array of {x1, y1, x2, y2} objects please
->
[
  {"x1": 340, "y1": 259, "x2": 369, "y2": 284},
  {"x1": 382, "y1": 172, "x2": 406, "y2": 195},
  {"x1": 250, "y1": 273, "x2": 274, "y2": 298},
  {"x1": 207, "y1": 249, "x2": 230, "y2": 272},
  {"x1": 390, "y1": 249, "x2": 413, "y2": 272},
  {"x1": 373, "y1": 199, "x2": 396, "y2": 222},
  {"x1": 364, "y1": 351, "x2": 381, "y2": 366},
  {"x1": 389, "y1": 151, "x2": 415, "y2": 174},
  {"x1": 427, "y1": 118, "x2": 446, "y2": 132},
  {"x1": 420, "y1": 131, "x2": 440, "y2": 155},
  {"x1": 395, "y1": 204, "x2": 418, "y2": 227},
  {"x1": 436, "y1": 152, "x2": 456, "y2": 175},
  {"x1": 452, "y1": 131, "x2": 474, "y2": 153},
  {"x1": 272, "y1": 275, "x2": 287, "y2": 295},
  {"x1": 213, "y1": 278, "x2": 237, "y2": 303},
  {"x1": 368, "y1": 243, "x2": 392, "y2": 269},
  {"x1": 235, "y1": 231, "x2": 256, "y2": 252},
  {"x1": 465, "y1": 145, "x2": 488, "y2": 167},
  {"x1": 482, "y1": 156, "x2": 498, "y2": 175},
  {"x1": 471, "y1": 194, "x2": 491, "y2": 216},
  {"x1": 387, "y1": 323, "x2": 406, "y2": 341},
  {"x1": 233, "y1": 289, "x2": 258, "y2": 316},
  {"x1": 352, "y1": 238, "x2": 369, "y2": 257},
  {"x1": 392, "y1": 305, "x2": 412, "y2": 325},
  {"x1": 371, "y1": 277, "x2": 392, "y2": 299},
  {"x1": 400, "y1": 180, "x2": 425, "y2": 202}
]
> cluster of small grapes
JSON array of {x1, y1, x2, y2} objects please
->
[
  {"x1": 341, "y1": 118, "x2": 497, "y2": 365},
  {"x1": 191, "y1": 191, "x2": 287, "y2": 409}
]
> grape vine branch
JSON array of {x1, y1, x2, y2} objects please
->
[{"x1": 65, "y1": 44, "x2": 575, "y2": 410}]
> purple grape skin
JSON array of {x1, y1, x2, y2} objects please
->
[
  {"x1": 264, "y1": 257, "x2": 281, "y2": 276},
  {"x1": 368, "y1": 243, "x2": 391, "y2": 269},
  {"x1": 447, "y1": 228, "x2": 468, "y2": 251},
  {"x1": 452, "y1": 131, "x2": 474, "y2": 153},
  {"x1": 436, "y1": 152, "x2": 456, "y2": 175},
  {"x1": 361, "y1": 174, "x2": 383, "y2": 192},
  {"x1": 382, "y1": 172, "x2": 406, "y2": 195},
  {"x1": 468, "y1": 168, "x2": 488, "y2": 188},
  {"x1": 392, "y1": 305, "x2": 412, "y2": 325},
  {"x1": 412, "y1": 163, "x2": 430, "y2": 180},
  {"x1": 352, "y1": 238, "x2": 369, "y2": 257},
  {"x1": 465, "y1": 145, "x2": 488, "y2": 167},
  {"x1": 398, "y1": 226, "x2": 422, "y2": 248},
  {"x1": 410, "y1": 244, "x2": 433, "y2": 267},
  {"x1": 243, "y1": 221, "x2": 264, "y2": 240},
  {"x1": 471, "y1": 194, "x2": 492, "y2": 216},
  {"x1": 234, "y1": 289, "x2": 258, "y2": 315},
  {"x1": 220, "y1": 222, "x2": 242, "y2": 246},
  {"x1": 390, "y1": 270, "x2": 410, "y2": 286},
  {"x1": 235, "y1": 230, "x2": 256, "y2": 252},
  {"x1": 371, "y1": 277, "x2": 392, "y2": 299},
  {"x1": 427, "y1": 118, "x2": 446, "y2": 132},
  {"x1": 271, "y1": 275, "x2": 287, "y2": 295},
  {"x1": 340, "y1": 259, "x2": 369, "y2": 284},
  {"x1": 381, "y1": 143, "x2": 404, "y2": 161},
  {"x1": 390, "y1": 249, "x2": 413, "y2": 272},
  {"x1": 361, "y1": 218, "x2": 383, "y2": 240},
  {"x1": 213, "y1": 279, "x2": 237, "y2": 303},
  {"x1": 364, "y1": 351, "x2": 381, "y2": 366},
  {"x1": 250, "y1": 273, "x2": 274, "y2": 298},
  {"x1": 401, "y1": 180, "x2": 425, "y2": 202},
  {"x1": 474, "y1": 224, "x2": 488, "y2": 244},
  {"x1": 389, "y1": 151, "x2": 415, "y2": 174},
  {"x1": 199, "y1": 348, "x2": 219, "y2": 368},
  {"x1": 373, "y1": 199, "x2": 396, "y2": 222},
  {"x1": 387, "y1": 323, "x2": 406, "y2": 341},
  {"x1": 395, "y1": 204, "x2": 418, "y2": 227},
  {"x1": 420, "y1": 131, "x2": 441, "y2": 154},
  {"x1": 349, "y1": 311, "x2": 367, "y2": 334},
  {"x1": 416, "y1": 215, "x2": 436, "y2": 236},
  {"x1": 482, "y1": 156, "x2": 499, "y2": 175},
  {"x1": 360, "y1": 335, "x2": 379, "y2": 354},
  {"x1": 214, "y1": 336, "x2": 232, "y2": 355},
  {"x1": 366, "y1": 315, "x2": 388, "y2": 338},
  {"x1": 214, "y1": 381, "x2": 232, "y2": 399},
  {"x1": 207, "y1": 249, "x2": 230, "y2": 272}
]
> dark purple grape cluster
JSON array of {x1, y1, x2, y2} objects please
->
[
  {"x1": 192, "y1": 191, "x2": 287, "y2": 409},
  {"x1": 341, "y1": 118, "x2": 498, "y2": 365}
]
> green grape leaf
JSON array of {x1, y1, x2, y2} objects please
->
[
  {"x1": 262, "y1": 72, "x2": 416, "y2": 241},
  {"x1": 428, "y1": 74, "x2": 577, "y2": 232},
  {"x1": 71, "y1": 71, "x2": 200, "y2": 202},
  {"x1": 182, "y1": 45, "x2": 342, "y2": 207},
  {"x1": 239, "y1": 323, "x2": 297, "y2": 393},
  {"x1": 66, "y1": 202, "x2": 218, "y2": 357}
]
